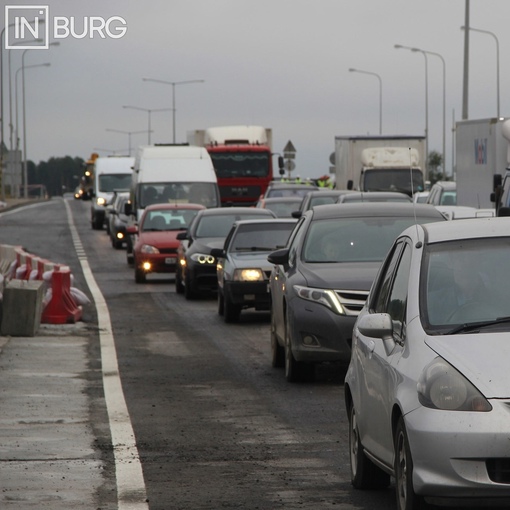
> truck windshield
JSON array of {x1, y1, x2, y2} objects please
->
[
  {"x1": 98, "y1": 173, "x2": 132, "y2": 192},
  {"x1": 210, "y1": 152, "x2": 270, "y2": 178},
  {"x1": 363, "y1": 169, "x2": 424, "y2": 195},
  {"x1": 139, "y1": 182, "x2": 219, "y2": 209}
]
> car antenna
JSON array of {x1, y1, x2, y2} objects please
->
[{"x1": 410, "y1": 147, "x2": 422, "y2": 248}]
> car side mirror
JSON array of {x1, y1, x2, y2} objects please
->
[
  {"x1": 291, "y1": 210, "x2": 302, "y2": 218},
  {"x1": 176, "y1": 231, "x2": 188, "y2": 241},
  {"x1": 210, "y1": 248, "x2": 224, "y2": 258},
  {"x1": 357, "y1": 313, "x2": 395, "y2": 356},
  {"x1": 267, "y1": 248, "x2": 289, "y2": 265},
  {"x1": 126, "y1": 225, "x2": 138, "y2": 235}
]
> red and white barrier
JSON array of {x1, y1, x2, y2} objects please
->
[{"x1": 1, "y1": 244, "x2": 89, "y2": 325}]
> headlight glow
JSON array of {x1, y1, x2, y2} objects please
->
[
  {"x1": 417, "y1": 357, "x2": 492, "y2": 412},
  {"x1": 96, "y1": 197, "x2": 106, "y2": 206},
  {"x1": 116, "y1": 232, "x2": 124, "y2": 240},
  {"x1": 190, "y1": 253, "x2": 215, "y2": 264},
  {"x1": 142, "y1": 261, "x2": 152, "y2": 271},
  {"x1": 233, "y1": 268, "x2": 264, "y2": 282},
  {"x1": 293, "y1": 285, "x2": 345, "y2": 315},
  {"x1": 141, "y1": 244, "x2": 159, "y2": 254}
]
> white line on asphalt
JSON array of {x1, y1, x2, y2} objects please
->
[{"x1": 64, "y1": 200, "x2": 149, "y2": 510}]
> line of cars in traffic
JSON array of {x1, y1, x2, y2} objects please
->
[{"x1": 95, "y1": 180, "x2": 510, "y2": 508}]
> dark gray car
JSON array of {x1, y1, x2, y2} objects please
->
[{"x1": 267, "y1": 203, "x2": 446, "y2": 382}]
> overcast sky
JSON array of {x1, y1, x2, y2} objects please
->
[{"x1": 2, "y1": 0, "x2": 509, "y2": 178}]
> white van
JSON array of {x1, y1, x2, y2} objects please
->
[
  {"x1": 91, "y1": 156, "x2": 134, "y2": 229},
  {"x1": 130, "y1": 144, "x2": 220, "y2": 220}
]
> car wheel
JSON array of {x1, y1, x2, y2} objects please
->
[
  {"x1": 395, "y1": 417, "x2": 425, "y2": 510},
  {"x1": 284, "y1": 313, "x2": 309, "y2": 382},
  {"x1": 218, "y1": 289, "x2": 224, "y2": 316},
  {"x1": 271, "y1": 310, "x2": 284, "y2": 368},
  {"x1": 175, "y1": 267, "x2": 184, "y2": 294},
  {"x1": 349, "y1": 404, "x2": 390, "y2": 489},
  {"x1": 92, "y1": 215, "x2": 103, "y2": 230},
  {"x1": 135, "y1": 267, "x2": 146, "y2": 284},
  {"x1": 184, "y1": 270, "x2": 197, "y2": 300},
  {"x1": 224, "y1": 293, "x2": 241, "y2": 323}
]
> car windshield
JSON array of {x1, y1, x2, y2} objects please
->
[
  {"x1": 139, "y1": 182, "x2": 218, "y2": 208},
  {"x1": 99, "y1": 174, "x2": 131, "y2": 192},
  {"x1": 423, "y1": 238, "x2": 510, "y2": 332},
  {"x1": 308, "y1": 196, "x2": 338, "y2": 208},
  {"x1": 196, "y1": 213, "x2": 269, "y2": 238},
  {"x1": 230, "y1": 223, "x2": 295, "y2": 252},
  {"x1": 267, "y1": 187, "x2": 313, "y2": 198},
  {"x1": 210, "y1": 151, "x2": 270, "y2": 178},
  {"x1": 303, "y1": 216, "x2": 434, "y2": 263},
  {"x1": 263, "y1": 199, "x2": 302, "y2": 218},
  {"x1": 142, "y1": 209, "x2": 200, "y2": 232},
  {"x1": 363, "y1": 168, "x2": 424, "y2": 194}
]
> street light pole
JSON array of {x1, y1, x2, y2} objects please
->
[
  {"x1": 106, "y1": 129, "x2": 151, "y2": 156},
  {"x1": 461, "y1": 25, "x2": 500, "y2": 118},
  {"x1": 395, "y1": 44, "x2": 429, "y2": 174},
  {"x1": 0, "y1": 22, "x2": 16, "y2": 200},
  {"x1": 21, "y1": 41, "x2": 58, "y2": 198},
  {"x1": 411, "y1": 48, "x2": 446, "y2": 178},
  {"x1": 348, "y1": 68, "x2": 382, "y2": 134},
  {"x1": 142, "y1": 78, "x2": 205, "y2": 143},
  {"x1": 16, "y1": 62, "x2": 50, "y2": 197},
  {"x1": 122, "y1": 106, "x2": 174, "y2": 144}
]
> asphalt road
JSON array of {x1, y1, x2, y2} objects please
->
[{"x1": 0, "y1": 198, "x2": 399, "y2": 509}]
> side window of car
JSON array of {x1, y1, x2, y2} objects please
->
[
  {"x1": 287, "y1": 218, "x2": 307, "y2": 267},
  {"x1": 372, "y1": 241, "x2": 404, "y2": 313},
  {"x1": 385, "y1": 243, "x2": 411, "y2": 340}
]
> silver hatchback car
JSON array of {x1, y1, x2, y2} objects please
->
[{"x1": 345, "y1": 217, "x2": 510, "y2": 509}]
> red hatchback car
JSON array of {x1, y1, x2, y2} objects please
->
[{"x1": 130, "y1": 203, "x2": 205, "y2": 283}]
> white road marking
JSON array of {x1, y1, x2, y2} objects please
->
[{"x1": 64, "y1": 200, "x2": 149, "y2": 509}]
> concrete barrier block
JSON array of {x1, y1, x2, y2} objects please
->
[{"x1": 1, "y1": 279, "x2": 45, "y2": 337}]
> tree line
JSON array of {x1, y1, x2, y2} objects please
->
[{"x1": 27, "y1": 155, "x2": 85, "y2": 197}]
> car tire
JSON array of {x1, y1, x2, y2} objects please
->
[
  {"x1": 395, "y1": 417, "x2": 425, "y2": 510},
  {"x1": 92, "y1": 214, "x2": 103, "y2": 230},
  {"x1": 271, "y1": 310, "x2": 284, "y2": 368},
  {"x1": 175, "y1": 268, "x2": 184, "y2": 294},
  {"x1": 111, "y1": 235, "x2": 122, "y2": 250},
  {"x1": 284, "y1": 313, "x2": 309, "y2": 382},
  {"x1": 224, "y1": 293, "x2": 241, "y2": 323},
  {"x1": 218, "y1": 289, "x2": 224, "y2": 316},
  {"x1": 135, "y1": 267, "x2": 146, "y2": 284},
  {"x1": 349, "y1": 404, "x2": 390, "y2": 490},
  {"x1": 184, "y1": 270, "x2": 197, "y2": 300}
]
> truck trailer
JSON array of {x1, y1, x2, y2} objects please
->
[
  {"x1": 187, "y1": 125, "x2": 276, "y2": 206},
  {"x1": 455, "y1": 117, "x2": 510, "y2": 210},
  {"x1": 334, "y1": 135, "x2": 426, "y2": 196}
]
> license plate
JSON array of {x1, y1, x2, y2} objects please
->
[{"x1": 165, "y1": 258, "x2": 176, "y2": 265}]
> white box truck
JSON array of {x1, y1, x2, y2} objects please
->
[
  {"x1": 129, "y1": 144, "x2": 220, "y2": 221},
  {"x1": 455, "y1": 117, "x2": 510, "y2": 210},
  {"x1": 90, "y1": 155, "x2": 134, "y2": 229},
  {"x1": 334, "y1": 135, "x2": 426, "y2": 196}
]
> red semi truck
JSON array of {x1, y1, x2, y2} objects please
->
[{"x1": 187, "y1": 125, "x2": 281, "y2": 206}]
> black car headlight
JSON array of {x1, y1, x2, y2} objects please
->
[
  {"x1": 141, "y1": 244, "x2": 159, "y2": 254},
  {"x1": 293, "y1": 285, "x2": 345, "y2": 315},
  {"x1": 417, "y1": 357, "x2": 492, "y2": 412},
  {"x1": 190, "y1": 253, "x2": 215, "y2": 264}
]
